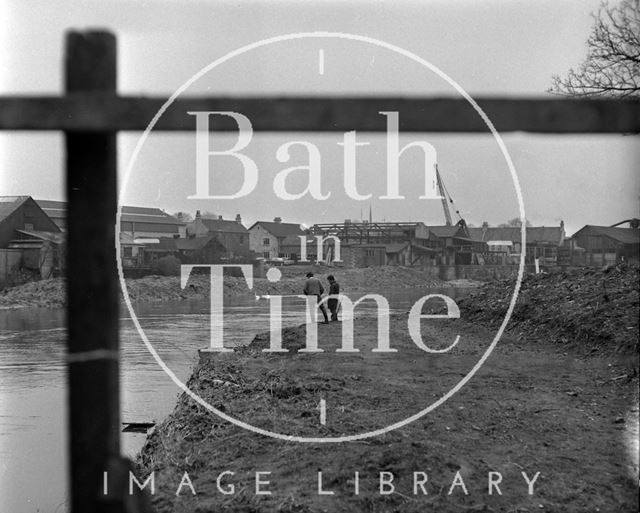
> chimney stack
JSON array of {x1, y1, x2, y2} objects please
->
[
  {"x1": 481, "y1": 221, "x2": 489, "y2": 240},
  {"x1": 218, "y1": 215, "x2": 223, "y2": 220},
  {"x1": 274, "y1": 216, "x2": 282, "y2": 223},
  {"x1": 235, "y1": 214, "x2": 242, "y2": 224},
  {"x1": 195, "y1": 210, "x2": 201, "y2": 220}
]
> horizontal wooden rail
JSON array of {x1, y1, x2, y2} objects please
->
[{"x1": 0, "y1": 95, "x2": 638, "y2": 133}]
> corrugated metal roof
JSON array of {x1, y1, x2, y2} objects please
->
[
  {"x1": 34, "y1": 199, "x2": 184, "y2": 226},
  {"x1": 34, "y1": 199, "x2": 66, "y2": 212},
  {"x1": 120, "y1": 213, "x2": 183, "y2": 225}
]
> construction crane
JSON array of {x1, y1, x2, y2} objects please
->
[
  {"x1": 611, "y1": 218, "x2": 640, "y2": 229},
  {"x1": 436, "y1": 164, "x2": 462, "y2": 226}
]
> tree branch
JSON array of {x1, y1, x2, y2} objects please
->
[{"x1": 549, "y1": 0, "x2": 640, "y2": 98}]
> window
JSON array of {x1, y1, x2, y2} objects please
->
[
  {"x1": 24, "y1": 223, "x2": 34, "y2": 231},
  {"x1": 263, "y1": 251, "x2": 270, "y2": 259},
  {"x1": 239, "y1": 235, "x2": 244, "y2": 244},
  {"x1": 365, "y1": 249, "x2": 375, "y2": 257},
  {"x1": 123, "y1": 246, "x2": 133, "y2": 258},
  {"x1": 263, "y1": 238, "x2": 270, "y2": 245}
]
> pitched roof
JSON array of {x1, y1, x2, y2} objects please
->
[
  {"x1": 0, "y1": 196, "x2": 30, "y2": 222},
  {"x1": 0, "y1": 197, "x2": 61, "y2": 234},
  {"x1": 573, "y1": 225, "x2": 640, "y2": 245},
  {"x1": 35, "y1": 199, "x2": 66, "y2": 219},
  {"x1": 120, "y1": 206, "x2": 184, "y2": 225},
  {"x1": 249, "y1": 221, "x2": 306, "y2": 238},
  {"x1": 34, "y1": 199, "x2": 184, "y2": 226},
  {"x1": 200, "y1": 218, "x2": 248, "y2": 233},
  {"x1": 527, "y1": 227, "x2": 564, "y2": 244},
  {"x1": 468, "y1": 226, "x2": 564, "y2": 245}
]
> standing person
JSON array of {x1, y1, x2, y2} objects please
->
[
  {"x1": 327, "y1": 275, "x2": 340, "y2": 322},
  {"x1": 303, "y1": 272, "x2": 329, "y2": 324}
]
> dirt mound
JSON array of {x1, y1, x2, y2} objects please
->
[
  {"x1": 136, "y1": 316, "x2": 638, "y2": 512},
  {"x1": 0, "y1": 266, "x2": 456, "y2": 309},
  {"x1": 0, "y1": 278, "x2": 66, "y2": 309},
  {"x1": 458, "y1": 264, "x2": 639, "y2": 354},
  {"x1": 123, "y1": 267, "x2": 452, "y2": 302},
  {"x1": 278, "y1": 265, "x2": 454, "y2": 289}
]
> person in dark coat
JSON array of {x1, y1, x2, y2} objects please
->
[
  {"x1": 327, "y1": 274, "x2": 340, "y2": 321},
  {"x1": 303, "y1": 272, "x2": 329, "y2": 323}
]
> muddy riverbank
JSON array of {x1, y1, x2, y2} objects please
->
[
  {"x1": 0, "y1": 266, "x2": 479, "y2": 309},
  {"x1": 135, "y1": 266, "x2": 639, "y2": 512}
]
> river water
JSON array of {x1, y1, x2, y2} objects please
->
[{"x1": 0, "y1": 288, "x2": 465, "y2": 513}]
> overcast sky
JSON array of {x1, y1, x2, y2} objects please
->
[{"x1": 1, "y1": 0, "x2": 638, "y2": 235}]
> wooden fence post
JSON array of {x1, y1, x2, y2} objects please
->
[{"x1": 65, "y1": 30, "x2": 121, "y2": 513}]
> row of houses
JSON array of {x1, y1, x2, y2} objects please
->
[
  {"x1": 0, "y1": 198, "x2": 313, "y2": 284},
  {"x1": 1, "y1": 195, "x2": 638, "y2": 286}
]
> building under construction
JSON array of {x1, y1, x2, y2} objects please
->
[{"x1": 309, "y1": 219, "x2": 486, "y2": 267}]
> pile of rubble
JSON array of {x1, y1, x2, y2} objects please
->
[
  {"x1": 281, "y1": 265, "x2": 452, "y2": 289},
  {"x1": 123, "y1": 266, "x2": 453, "y2": 302},
  {"x1": 0, "y1": 266, "x2": 462, "y2": 309},
  {"x1": 0, "y1": 278, "x2": 66, "y2": 309},
  {"x1": 123, "y1": 274, "x2": 303, "y2": 303},
  {"x1": 458, "y1": 264, "x2": 639, "y2": 354}
]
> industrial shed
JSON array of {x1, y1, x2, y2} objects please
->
[{"x1": 571, "y1": 225, "x2": 640, "y2": 266}]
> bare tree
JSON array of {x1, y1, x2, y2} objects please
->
[
  {"x1": 549, "y1": 0, "x2": 640, "y2": 98},
  {"x1": 498, "y1": 218, "x2": 532, "y2": 228},
  {"x1": 172, "y1": 211, "x2": 193, "y2": 223},
  {"x1": 200, "y1": 210, "x2": 219, "y2": 219}
]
